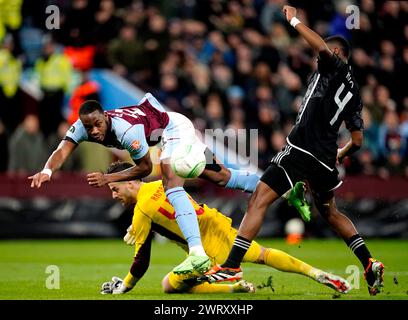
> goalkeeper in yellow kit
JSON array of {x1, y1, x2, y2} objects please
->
[{"x1": 100, "y1": 162, "x2": 350, "y2": 295}]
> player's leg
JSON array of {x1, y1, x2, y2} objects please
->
[
  {"x1": 199, "y1": 148, "x2": 260, "y2": 193},
  {"x1": 164, "y1": 112, "x2": 259, "y2": 193},
  {"x1": 249, "y1": 245, "x2": 350, "y2": 293},
  {"x1": 200, "y1": 148, "x2": 310, "y2": 221},
  {"x1": 205, "y1": 164, "x2": 289, "y2": 282},
  {"x1": 159, "y1": 112, "x2": 211, "y2": 274},
  {"x1": 312, "y1": 191, "x2": 384, "y2": 295},
  {"x1": 161, "y1": 161, "x2": 211, "y2": 274},
  {"x1": 162, "y1": 272, "x2": 255, "y2": 293}
]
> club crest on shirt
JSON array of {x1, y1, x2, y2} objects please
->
[{"x1": 131, "y1": 140, "x2": 141, "y2": 150}]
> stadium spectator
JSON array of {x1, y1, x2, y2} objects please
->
[
  {"x1": 377, "y1": 110, "x2": 408, "y2": 178},
  {"x1": 0, "y1": 34, "x2": 22, "y2": 134},
  {"x1": 273, "y1": 64, "x2": 302, "y2": 119},
  {"x1": 76, "y1": 141, "x2": 114, "y2": 174},
  {"x1": 204, "y1": 93, "x2": 226, "y2": 130},
  {"x1": 34, "y1": 36, "x2": 73, "y2": 137},
  {"x1": 345, "y1": 107, "x2": 380, "y2": 177},
  {"x1": 67, "y1": 71, "x2": 100, "y2": 125},
  {"x1": 0, "y1": 0, "x2": 23, "y2": 51},
  {"x1": 92, "y1": 0, "x2": 122, "y2": 68},
  {"x1": 8, "y1": 114, "x2": 46, "y2": 173},
  {"x1": 328, "y1": 0, "x2": 352, "y2": 40},
  {"x1": 59, "y1": 0, "x2": 98, "y2": 71},
  {"x1": 58, "y1": 0, "x2": 96, "y2": 47},
  {"x1": 142, "y1": 13, "x2": 170, "y2": 87},
  {"x1": 47, "y1": 121, "x2": 81, "y2": 172},
  {"x1": 107, "y1": 25, "x2": 146, "y2": 83},
  {"x1": 226, "y1": 85, "x2": 245, "y2": 110},
  {"x1": 0, "y1": 119, "x2": 8, "y2": 172}
]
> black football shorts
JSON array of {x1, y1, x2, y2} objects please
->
[{"x1": 260, "y1": 145, "x2": 342, "y2": 199}]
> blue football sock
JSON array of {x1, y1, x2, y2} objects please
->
[
  {"x1": 165, "y1": 187, "x2": 202, "y2": 249},
  {"x1": 225, "y1": 169, "x2": 260, "y2": 193}
]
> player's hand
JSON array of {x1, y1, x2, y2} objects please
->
[
  {"x1": 28, "y1": 172, "x2": 51, "y2": 188},
  {"x1": 101, "y1": 276, "x2": 129, "y2": 294},
  {"x1": 87, "y1": 172, "x2": 108, "y2": 187},
  {"x1": 282, "y1": 5, "x2": 297, "y2": 22},
  {"x1": 336, "y1": 148, "x2": 345, "y2": 165},
  {"x1": 123, "y1": 225, "x2": 136, "y2": 246}
]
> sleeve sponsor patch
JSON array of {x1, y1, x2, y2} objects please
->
[{"x1": 131, "y1": 140, "x2": 141, "y2": 150}]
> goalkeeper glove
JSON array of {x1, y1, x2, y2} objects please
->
[
  {"x1": 123, "y1": 225, "x2": 136, "y2": 246},
  {"x1": 100, "y1": 276, "x2": 130, "y2": 295}
]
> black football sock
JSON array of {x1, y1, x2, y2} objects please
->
[
  {"x1": 221, "y1": 235, "x2": 251, "y2": 269},
  {"x1": 346, "y1": 234, "x2": 372, "y2": 269}
]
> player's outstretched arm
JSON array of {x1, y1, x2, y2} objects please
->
[
  {"x1": 282, "y1": 5, "x2": 332, "y2": 57},
  {"x1": 28, "y1": 140, "x2": 77, "y2": 188},
  {"x1": 87, "y1": 151, "x2": 153, "y2": 187}
]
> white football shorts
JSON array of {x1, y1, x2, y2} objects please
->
[{"x1": 159, "y1": 112, "x2": 207, "y2": 160}]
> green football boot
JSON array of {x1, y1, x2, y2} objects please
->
[
  {"x1": 287, "y1": 181, "x2": 312, "y2": 222},
  {"x1": 173, "y1": 253, "x2": 211, "y2": 275}
]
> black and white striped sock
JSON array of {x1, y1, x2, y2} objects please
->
[
  {"x1": 346, "y1": 234, "x2": 372, "y2": 269},
  {"x1": 221, "y1": 235, "x2": 252, "y2": 269}
]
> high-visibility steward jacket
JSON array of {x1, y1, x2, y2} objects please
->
[
  {"x1": 0, "y1": 0, "x2": 23, "y2": 31},
  {"x1": 35, "y1": 53, "x2": 72, "y2": 92},
  {"x1": 0, "y1": 48, "x2": 21, "y2": 97}
]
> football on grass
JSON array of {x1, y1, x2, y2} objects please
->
[{"x1": 170, "y1": 143, "x2": 206, "y2": 179}]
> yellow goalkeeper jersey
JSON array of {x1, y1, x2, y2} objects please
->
[{"x1": 132, "y1": 180, "x2": 237, "y2": 263}]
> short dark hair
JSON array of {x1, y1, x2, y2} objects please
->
[
  {"x1": 79, "y1": 100, "x2": 103, "y2": 116},
  {"x1": 324, "y1": 35, "x2": 351, "y2": 60}
]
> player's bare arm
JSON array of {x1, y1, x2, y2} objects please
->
[
  {"x1": 28, "y1": 139, "x2": 77, "y2": 188},
  {"x1": 87, "y1": 151, "x2": 153, "y2": 187},
  {"x1": 337, "y1": 130, "x2": 363, "y2": 164},
  {"x1": 282, "y1": 5, "x2": 332, "y2": 57}
]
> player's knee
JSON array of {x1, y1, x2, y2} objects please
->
[
  {"x1": 162, "y1": 274, "x2": 177, "y2": 293},
  {"x1": 202, "y1": 165, "x2": 231, "y2": 186},
  {"x1": 163, "y1": 176, "x2": 184, "y2": 190},
  {"x1": 217, "y1": 167, "x2": 231, "y2": 186},
  {"x1": 316, "y1": 200, "x2": 337, "y2": 219},
  {"x1": 255, "y1": 247, "x2": 266, "y2": 264}
]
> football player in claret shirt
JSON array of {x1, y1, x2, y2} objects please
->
[
  {"x1": 100, "y1": 161, "x2": 350, "y2": 295},
  {"x1": 205, "y1": 5, "x2": 384, "y2": 296},
  {"x1": 28, "y1": 92, "x2": 309, "y2": 277}
]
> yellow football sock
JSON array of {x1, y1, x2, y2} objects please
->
[
  {"x1": 264, "y1": 248, "x2": 319, "y2": 279},
  {"x1": 123, "y1": 272, "x2": 139, "y2": 289},
  {"x1": 188, "y1": 282, "x2": 234, "y2": 293}
]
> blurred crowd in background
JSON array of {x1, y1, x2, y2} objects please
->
[{"x1": 0, "y1": 0, "x2": 407, "y2": 179}]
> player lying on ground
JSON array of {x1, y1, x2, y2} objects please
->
[
  {"x1": 28, "y1": 92, "x2": 310, "y2": 277},
  {"x1": 205, "y1": 5, "x2": 384, "y2": 296},
  {"x1": 100, "y1": 161, "x2": 350, "y2": 295}
]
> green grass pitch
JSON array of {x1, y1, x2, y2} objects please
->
[{"x1": 0, "y1": 238, "x2": 407, "y2": 300}]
